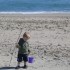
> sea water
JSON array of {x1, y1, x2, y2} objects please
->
[{"x1": 0, "y1": 0, "x2": 70, "y2": 14}]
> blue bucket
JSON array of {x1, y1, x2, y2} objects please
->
[{"x1": 28, "y1": 56, "x2": 34, "y2": 63}]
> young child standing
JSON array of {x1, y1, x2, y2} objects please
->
[{"x1": 16, "y1": 32, "x2": 30, "y2": 69}]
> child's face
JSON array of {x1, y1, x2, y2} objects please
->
[{"x1": 23, "y1": 37, "x2": 29, "y2": 41}]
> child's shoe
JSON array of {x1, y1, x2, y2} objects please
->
[
  {"x1": 15, "y1": 65, "x2": 20, "y2": 69},
  {"x1": 23, "y1": 65, "x2": 27, "y2": 69}
]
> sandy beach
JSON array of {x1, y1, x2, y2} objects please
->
[{"x1": 0, "y1": 13, "x2": 70, "y2": 70}]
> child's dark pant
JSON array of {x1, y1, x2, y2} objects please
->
[{"x1": 17, "y1": 53, "x2": 28, "y2": 62}]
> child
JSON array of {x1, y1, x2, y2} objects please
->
[{"x1": 16, "y1": 32, "x2": 30, "y2": 69}]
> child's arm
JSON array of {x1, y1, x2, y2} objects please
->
[
  {"x1": 15, "y1": 38, "x2": 21, "y2": 48},
  {"x1": 26, "y1": 42, "x2": 30, "y2": 55}
]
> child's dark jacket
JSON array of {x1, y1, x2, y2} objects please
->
[{"x1": 18, "y1": 38, "x2": 30, "y2": 54}]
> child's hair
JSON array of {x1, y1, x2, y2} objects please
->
[{"x1": 23, "y1": 32, "x2": 30, "y2": 39}]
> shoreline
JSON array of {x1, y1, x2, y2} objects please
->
[
  {"x1": 0, "y1": 11, "x2": 70, "y2": 14},
  {"x1": 0, "y1": 12, "x2": 70, "y2": 17}
]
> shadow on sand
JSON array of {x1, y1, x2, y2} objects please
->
[{"x1": 0, "y1": 67, "x2": 16, "y2": 70}]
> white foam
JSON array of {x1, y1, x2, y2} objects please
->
[
  {"x1": 0, "y1": 11, "x2": 70, "y2": 14},
  {"x1": 0, "y1": 11, "x2": 47, "y2": 14}
]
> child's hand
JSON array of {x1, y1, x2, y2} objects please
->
[
  {"x1": 28, "y1": 50, "x2": 30, "y2": 55},
  {"x1": 15, "y1": 44, "x2": 20, "y2": 48}
]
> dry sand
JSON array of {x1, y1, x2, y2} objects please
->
[{"x1": 0, "y1": 13, "x2": 70, "y2": 70}]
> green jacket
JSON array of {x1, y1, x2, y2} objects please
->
[{"x1": 18, "y1": 38, "x2": 30, "y2": 54}]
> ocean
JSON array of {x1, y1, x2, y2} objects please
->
[{"x1": 0, "y1": 0, "x2": 70, "y2": 14}]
